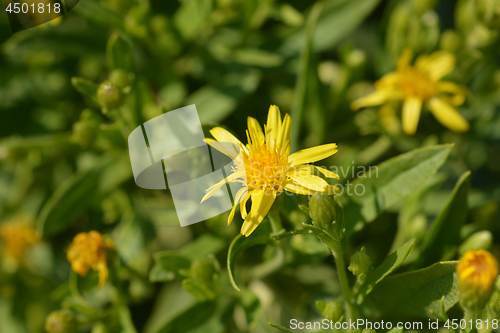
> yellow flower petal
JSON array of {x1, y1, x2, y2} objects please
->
[
  {"x1": 247, "y1": 117, "x2": 265, "y2": 146},
  {"x1": 314, "y1": 166, "x2": 340, "y2": 180},
  {"x1": 228, "y1": 188, "x2": 248, "y2": 225},
  {"x1": 417, "y1": 51, "x2": 455, "y2": 81},
  {"x1": 266, "y1": 105, "x2": 281, "y2": 148},
  {"x1": 375, "y1": 72, "x2": 400, "y2": 88},
  {"x1": 277, "y1": 113, "x2": 292, "y2": 150},
  {"x1": 350, "y1": 88, "x2": 402, "y2": 111},
  {"x1": 241, "y1": 189, "x2": 276, "y2": 237},
  {"x1": 288, "y1": 143, "x2": 338, "y2": 166},
  {"x1": 427, "y1": 97, "x2": 469, "y2": 132},
  {"x1": 240, "y1": 192, "x2": 251, "y2": 220},
  {"x1": 402, "y1": 96, "x2": 423, "y2": 135},
  {"x1": 437, "y1": 82, "x2": 466, "y2": 106},
  {"x1": 205, "y1": 138, "x2": 240, "y2": 160},
  {"x1": 210, "y1": 127, "x2": 246, "y2": 152},
  {"x1": 283, "y1": 180, "x2": 319, "y2": 195},
  {"x1": 378, "y1": 102, "x2": 401, "y2": 134},
  {"x1": 96, "y1": 261, "x2": 108, "y2": 289},
  {"x1": 288, "y1": 173, "x2": 328, "y2": 192},
  {"x1": 201, "y1": 172, "x2": 240, "y2": 203}
]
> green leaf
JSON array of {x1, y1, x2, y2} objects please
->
[
  {"x1": 36, "y1": 158, "x2": 114, "y2": 236},
  {"x1": 107, "y1": 33, "x2": 134, "y2": 72},
  {"x1": 118, "y1": 306, "x2": 138, "y2": 333},
  {"x1": 390, "y1": 173, "x2": 447, "y2": 253},
  {"x1": 71, "y1": 77, "x2": 99, "y2": 105},
  {"x1": 148, "y1": 301, "x2": 217, "y2": 333},
  {"x1": 355, "y1": 239, "x2": 415, "y2": 304},
  {"x1": 73, "y1": 0, "x2": 123, "y2": 29},
  {"x1": 178, "y1": 234, "x2": 226, "y2": 261},
  {"x1": 416, "y1": 171, "x2": 471, "y2": 268},
  {"x1": 290, "y1": 2, "x2": 322, "y2": 152},
  {"x1": 364, "y1": 261, "x2": 459, "y2": 319},
  {"x1": 189, "y1": 71, "x2": 261, "y2": 123},
  {"x1": 173, "y1": 0, "x2": 213, "y2": 40},
  {"x1": 149, "y1": 253, "x2": 191, "y2": 282},
  {"x1": 280, "y1": 0, "x2": 380, "y2": 55},
  {"x1": 343, "y1": 144, "x2": 454, "y2": 234},
  {"x1": 181, "y1": 279, "x2": 218, "y2": 302},
  {"x1": 232, "y1": 49, "x2": 284, "y2": 68},
  {"x1": 150, "y1": 235, "x2": 225, "y2": 282},
  {"x1": 227, "y1": 223, "x2": 273, "y2": 291}
]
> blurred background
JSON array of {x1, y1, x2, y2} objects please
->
[{"x1": 0, "y1": 0, "x2": 499, "y2": 332}]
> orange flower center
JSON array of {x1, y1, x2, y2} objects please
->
[
  {"x1": 243, "y1": 144, "x2": 288, "y2": 193},
  {"x1": 398, "y1": 67, "x2": 436, "y2": 100}
]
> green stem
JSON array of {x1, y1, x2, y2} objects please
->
[
  {"x1": 331, "y1": 249, "x2": 356, "y2": 331},
  {"x1": 69, "y1": 271, "x2": 91, "y2": 307},
  {"x1": 268, "y1": 210, "x2": 283, "y2": 235}
]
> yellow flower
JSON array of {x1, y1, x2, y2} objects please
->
[
  {"x1": 457, "y1": 249, "x2": 499, "y2": 311},
  {"x1": 202, "y1": 105, "x2": 339, "y2": 237},
  {"x1": 67, "y1": 231, "x2": 114, "y2": 289},
  {"x1": 351, "y1": 49, "x2": 469, "y2": 135},
  {"x1": 0, "y1": 222, "x2": 39, "y2": 263}
]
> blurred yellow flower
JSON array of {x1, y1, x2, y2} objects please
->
[
  {"x1": 0, "y1": 222, "x2": 39, "y2": 263},
  {"x1": 351, "y1": 49, "x2": 469, "y2": 135},
  {"x1": 457, "y1": 249, "x2": 499, "y2": 311},
  {"x1": 202, "y1": 105, "x2": 339, "y2": 237},
  {"x1": 67, "y1": 231, "x2": 114, "y2": 289}
]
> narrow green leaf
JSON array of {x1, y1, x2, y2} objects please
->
[
  {"x1": 227, "y1": 224, "x2": 273, "y2": 291},
  {"x1": 73, "y1": 0, "x2": 123, "y2": 29},
  {"x1": 356, "y1": 239, "x2": 415, "y2": 304},
  {"x1": 71, "y1": 77, "x2": 99, "y2": 105},
  {"x1": 364, "y1": 261, "x2": 459, "y2": 319},
  {"x1": 269, "y1": 322, "x2": 295, "y2": 333},
  {"x1": 280, "y1": 0, "x2": 380, "y2": 55},
  {"x1": 416, "y1": 171, "x2": 471, "y2": 268},
  {"x1": 148, "y1": 301, "x2": 217, "y2": 333},
  {"x1": 118, "y1": 306, "x2": 138, "y2": 333},
  {"x1": 232, "y1": 49, "x2": 284, "y2": 67},
  {"x1": 290, "y1": 2, "x2": 323, "y2": 152},
  {"x1": 343, "y1": 144, "x2": 454, "y2": 234},
  {"x1": 36, "y1": 159, "x2": 113, "y2": 236},
  {"x1": 107, "y1": 33, "x2": 134, "y2": 72}
]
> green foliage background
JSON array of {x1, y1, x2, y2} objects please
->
[{"x1": 0, "y1": 0, "x2": 499, "y2": 332}]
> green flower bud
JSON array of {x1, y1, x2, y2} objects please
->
[
  {"x1": 345, "y1": 49, "x2": 367, "y2": 69},
  {"x1": 91, "y1": 322, "x2": 109, "y2": 333},
  {"x1": 440, "y1": 30, "x2": 462, "y2": 52},
  {"x1": 316, "y1": 300, "x2": 343, "y2": 322},
  {"x1": 459, "y1": 231, "x2": 493, "y2": 256},
  {"x1": 309, "y1": 193, "x2": 335, "y2": 230},
  {"x1": 109, "y1": 69, "x2": 132, "y2": 89},
  {"x1": 190, "y1": 256, "x2": 219, "y2": 283},
  {"x1": 309, "y1": 193, "x2": 344, "y2": 240},
  {"x1": 71, "y1": 109, "x2": 100, "y2": 148},
  {"x1": 45, "y1": 309, "x2": 77, "y2": 333},
  {"x1": 489, "y1": 279, "x2": 500, "y2": 316},
  {"x1": 97, "y1": 81, "x2": 123, "y2": 110},
  {"x1": 348, "y1": 247, "x2": 373, "y2": 277}
]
